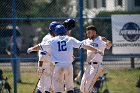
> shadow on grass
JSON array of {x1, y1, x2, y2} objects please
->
[{"x1": 18, "y1": 81, "x2": 34, "y2": 85}]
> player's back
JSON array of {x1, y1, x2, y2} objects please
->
[
  {"x1": 49, "y1": 35, "x2": 82, "y2": 63},
  {"x1": 42, "y1": 33, "x2": 53, "y2": 43}
]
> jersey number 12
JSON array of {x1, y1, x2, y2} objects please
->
[{"x1": 57, "y1": 41, "x2": 67, "y2": 51}]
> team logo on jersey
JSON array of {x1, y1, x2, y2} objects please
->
[
  {"x1": 91, "y1": 43, "x2": 98, "y2": 47},
  {"x1": 119, "y1": 22, "x2": 140, "y2": 42}
]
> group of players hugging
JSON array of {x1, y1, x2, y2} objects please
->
[{"x1": 27, "y1": 18, "x2": 112, "y2": 93}]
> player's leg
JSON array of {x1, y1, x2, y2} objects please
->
[
  {"x1": 35, "y1": 60, "x2": 46, "y2": 93},
  {"x1": 89, "y1": 64, "x2": 103, "y2": 93},
  {"x1": 36, "y1": 52, "x2": 45, "y2": 93},
  {"x1": 44, "y1": 62, "x2": 54, "y2": 93},
  {"x1": 80, "y1": 65, "x2": 90, "y2": 93},
  {"x1": 36, "y1": 73, "x2": 45, "y2": 93},
  {"x1": 64, "y1": 64, "x2": 74, "y2": 93},
  {"x1": 53, "y1": 64, "x2": 64, "y2": 93},
  {"x1": 37, "y1": 52, "x2": 54, "y2": 93},
  {"x1": 49, "y1": 62, "x2": 55, "y2": 93},
  {"x1": 85, "y1": 64, "x2": 103, "y2": 93}
]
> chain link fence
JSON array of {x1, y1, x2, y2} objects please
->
[{"x1": 0, "y1": 0, "x2": 140, "y2": 93}]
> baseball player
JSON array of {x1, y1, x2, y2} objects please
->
[
  {"x1": 36, "y1": 19, "x2": 75, "y2": 93},
  {"x1": 36, "y1": 21, "x2": 61, "y2": 93},
  {"x1": 27, "y1": 25, "x2": 103, "y2": 93},
  {"x1": 80, "y1": 25, "x2": 112, "y2": 93}
]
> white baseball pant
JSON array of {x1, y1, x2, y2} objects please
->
[
  {"x1": 53, "y1": 63, "x2": 74, "y2": 92},
  {"x1": 80, "y1": 62, "x2": 103, "y2": 93}
]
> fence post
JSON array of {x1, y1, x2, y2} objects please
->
[
  {"x1": 130, "y1": 57, "x2": 135, "y2": 68},
  {"x1": 12, "y1": 0, "x2": 17, "y2": 93},
  {"x1": 79, "y1": 0, "x2": 84, "y2": 80}
]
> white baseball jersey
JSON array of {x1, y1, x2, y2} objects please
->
[
  {"x1": 38, "y1": 33, "x2": 53, "y2": 61},
  {"x1": 83, "y1": 36, "x2": 108, "y2": 62},
  {"x1": 39, "y1": 35, "x2": 83, "y2": 63}
]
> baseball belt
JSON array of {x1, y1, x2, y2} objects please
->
[
  {"x1": 88, "y1": 62, "x2": 102, "y2": 65},
  {"x1": 55, "y1": 62, "x2": 59, "y2": 64}
]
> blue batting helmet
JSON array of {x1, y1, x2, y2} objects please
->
[
  {"x1": 63, "y1": 18, "x2": 75, "y2": 31},
  {"x1": 55, "y1": 25, "x2": 66, "y2": 35},
  {"x1": 49, "y1": 21, "x2": 61, "y2": 33}
]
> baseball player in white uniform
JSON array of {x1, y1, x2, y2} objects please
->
[
  {"x1": 80, "y1": 25, "x2": 112, "y2": 93},
  {"x1": 27, "y1": 25, "x2": 103, "y2": 93},
  {"x1": 36, "y1": 21, "x2": 61, "y2": 93}
]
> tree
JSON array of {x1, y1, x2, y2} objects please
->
[{"x1": 0, "y1": 0, "x2": 33, "y2": 28}]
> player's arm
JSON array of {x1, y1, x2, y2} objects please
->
[
  {"x1": 102, "y1": 37, "x2": 112, "y2": 47},
  {"x1": 82, "y1": 44, "x2": 103, "y2": 55},
  {"x1": 27, "y1": 44, "x2": 40, "y2": 53},
  {"x1": 72, "y1": 37, "x2": 103, "y2": 55},
  {"x1": 27, "y1": 41, "x2": 50, "y2": 54}
]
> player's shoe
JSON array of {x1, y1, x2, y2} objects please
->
[
  {"x1": 45, "y1": 91, "x2": 50, "y2": 93},
  {"x1": 66, "y1": 90, "x2": 74, "y2": 93},
  {"x1": 36, "y1": 89, "x2": 42, "y2": 93}
]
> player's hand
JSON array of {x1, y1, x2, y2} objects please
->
[
  {"x1": 37, "y1": 68, "x2": 45, "y2": 75},
  {"x1": 38, "y1": 67, "x2": 43, "y2": 73},
  {"x1": 102, "y1": 37, "x2": 107, "y2": 42},
  {"x1": 27, "y1": 47, "x2": 33, "y2": 54},
  {"x1": 96, "y1": 49, "x2": 103, "y2": 56},
  {"x1": 38, "y1": 68, "x2": 45, "y2": 73}
]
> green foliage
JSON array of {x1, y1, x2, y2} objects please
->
[
  {"x1": 30, "y1": 0, "x2": 68, "y2": 17},
  {"x1": 0, "y1": 0, "x2": 12, "y2": 18},
  {"x1": 0, "y1": 0, "x2": 34, "y2": 27},
  {"x1": 92, "y1": 19, "x2": 112, "y2": 41},
  {"x1": 16, "y1": 0, "x2": 33, "y2": 17}
]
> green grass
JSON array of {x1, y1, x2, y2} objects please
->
[
  {"x1": 105, "y1": 69, "x2": 140, "y2": 93},
  {"x1": 1, "y1": 68, "x2": 140, "y2": 93},
  {"x1": 2, "y1": 68, "x2": 38, "y2": 93}
]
